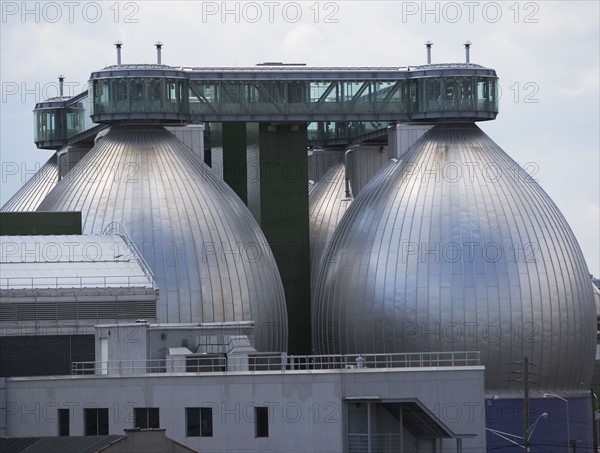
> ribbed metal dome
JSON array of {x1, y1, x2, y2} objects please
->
[
  {"x1": 308, "y1": 160, "x2": 351, "y2": 298},
  {"x1": 314, "y1": 123, "x2": 596, "y2": 393},
  {"x1": 309, "y1": 158, "x2": 403, "y2": 352},
  {"x1": 1, "y1": 154, "x2": 58, "y2": 212},
  {"x1": 37, "y1": 125, "x2": 287, "y2": 351}
]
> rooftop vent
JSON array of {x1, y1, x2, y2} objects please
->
[
  {"x1": 115, "y1": 41, "x2": 123, "y2": 65},
  {"x1": 425, "y1": 41, "x2": 433, "y2": 64},
  {"x1": 155, "y1": 41, "x2": 163, "y2": 65},
  {"x1": 464, "y1": 41, "x2": 472, "y2": 63}
]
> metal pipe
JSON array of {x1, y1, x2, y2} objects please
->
[
  {"x1": 58, "y1": 75, "x2": 64, "y2": 96},
  {"x1": 155, "y1": 41, "x2": 163, "y2": 64},
  {"x1": 344, "y1": 146, "x2": 358, "y2": 198},
  {"x1": 56, "y1": 149, "x2": 67, "y2": 180},
  {"x1": 464, "y1": 41, "x2": 472, "y2": 63},
  {"x1": 115, "y1": 41, "x2": 122, "y2": 65},
  {"x1": 425, "y1": 41, "x2": 433, "y2": 64}
]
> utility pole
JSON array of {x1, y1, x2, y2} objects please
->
[
  {"x1": 511, "y1": 357, "x2": 536, "y2": 451},
  {"x1": 523, "y1": 357, "x2": 530, "y2": 452}
]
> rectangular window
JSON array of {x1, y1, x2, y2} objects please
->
[
  {"x1": 186, "y1": 407, "x2": 213, "y2": 437},
  {"x1": 58, "y1": 408, "x2": 69, "y2": 436},
  {"x1": 84, "y1": 408, "x2": 108, "y2": 436},
  {"x1": 255, "y1": 406, "x2": 269, "y2": 438},
  {"x1": 201, "y1": 407, "x2": 213, "y2": 437},
  {"x1": 186, "y1": 408, "x2": 200, "y2": 437},
  {"x1": 134, "y1": 407, "x2": 160, "y2": 429}
]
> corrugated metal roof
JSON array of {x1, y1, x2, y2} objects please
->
[
  {"x1": 0, "y1": 438, "x2": 41, "y2": 453},
  {"x1": 0, "y1": 234, "x2": 154, "y2": 290},
  {"x1": 0, "y1": 436, "x2": 123, "y2": 453}
]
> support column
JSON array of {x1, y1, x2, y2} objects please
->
[
  {"x1": 258, "y1": 123, "x2": 310, "y2": 354},
  {"x1": 222, "y1": 122, "x2": 248, "y2": 204}
]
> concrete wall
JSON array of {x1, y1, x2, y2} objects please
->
[
  {"x1": 344, "y1": 124, "x2": 433, "y2": 198},
  {"x1": 93, "y1": 323, "x2": 257, "y2": 366},
  {"x1": 346, "y1": 144, "x2": 390, "y2": 197},
  {"x1": 2, "y1": 366, "x2": 486, "y2": 452},
  {"x1": 308, "y1": 149, "x2": 344, "y2": 183},
  {"x1": 167, "y1": 125, "x2": 205, "y2": 162},
  {"x1": 57, "y1": 146, "x2": 90, "y2": 179},
  {"x1": 95, "y1": 323, "x2": 148, "y2": 371},
  {"x1": 244, "y1": 123, "x2": 260, "y2": 222},
  {"x1": 388, "y1": 123, "x2": 434, "y2": 159}
]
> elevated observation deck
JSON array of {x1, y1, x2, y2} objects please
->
[
  {"x1": 34, "y1": 62, "x2": 498, "y2": 149},
  {"x1": 33, "y1": 91, "x2": 93, "y2": 149},
  {"x1": 89, "y1": 63, "x2": 498, "y2": 122}
]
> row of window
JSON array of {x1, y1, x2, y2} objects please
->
[
  {"x1": 58, "y1": 406, "x2": 269, "y2": 438},
  {"x1": 89, "y1": 77, "x2": 498, "y2": 117}
]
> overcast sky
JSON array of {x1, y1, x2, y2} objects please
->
[{"x1": 1, "y1": 1, "x2": 598, "y2": 276}]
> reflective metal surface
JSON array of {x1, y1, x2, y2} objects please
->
[
  {"x1": 1, "y1": 154, "x2": 58, "y2": 212},
  {"x1": 36, "y1": 125, "x2": 287, "y2": 351},
  {"x1": 314, "y1": 123, "x2": 596, "y2": 393},
  {"x1": 308, "y1": 159, "x2": 352, "y2": 302}
]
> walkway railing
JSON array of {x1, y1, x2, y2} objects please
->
[
  {"x1": 72, "y1": 351, "x2": 480, "y2": 376},
  {"x1": 0, "y1": 275, "x2": 154, "y2": 290},
  {"x1": 347, "y1": 434, "x2": 418, "y2": 453}
]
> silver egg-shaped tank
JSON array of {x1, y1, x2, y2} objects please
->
[
  {"x1": 308, "y1": 159, "x2": 351, "y2": 298},
  {"x1": 1, "y1": 154, "x2": 59, "y2": 212},
  {"x1": 313, "y1": 123, "x2": 596, "y2": 394},
  {"x1": 37, "y1": 125, "x2": 287, "y2": 352},
  {"x1": 309, "y1": 157, "x2": 400, "y2": 352}
]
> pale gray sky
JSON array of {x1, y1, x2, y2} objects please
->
[{"x1": 1, "y1": 1, "x2": 598, "y2": 275}]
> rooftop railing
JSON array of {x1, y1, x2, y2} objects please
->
[
  {"x1": 0, "y1": 275, "x2": 155, "y2": 291},
  {"x1": 71, "y1": 351, "x2": 480, "y2": 376},
  {"x1": 347, "y1": 433, "x2": 417, "y2": 453}
]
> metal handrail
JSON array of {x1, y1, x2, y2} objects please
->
[
  {"x1": 347, "y1": 433, "x2": 418, "y2": 453},
  {"x1": 72, "y1": 351, "x2": 480, "y2": 375},
  {"x1": 0, "y1": 275, "x2": 154, "y2": 290}
]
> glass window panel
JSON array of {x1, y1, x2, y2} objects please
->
[
  {"x1": 288, "y1": 82, "x2": 307, "y2": 103},
  {"x1": 84, "y1": 408, "x2": 108, "y2": 436},
  {"x1": 343, "y1": 82, "x2": 362, "y2": 101},
  {"x1": 147, "y1": 79, "x2": 164, "y2": 112},
  {"x1": 255, "y1": 406, "x2": 269, "y2": 438},
  {"x1": 201, "y1": 407, "x2": 213, "y2": 437},
  {"x1": 58, "y1": 408, "x2": 69, "y2": 436},
  {"x1": 134, "y1": 407, "x2": 160, "y2": 429},
  {"x1": 186, "y1": 408, "x2": 200, "y2": 437}
]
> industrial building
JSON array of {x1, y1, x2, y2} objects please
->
[{"x1": 0, "y1": 42, "x2": 597, "y2": 452}]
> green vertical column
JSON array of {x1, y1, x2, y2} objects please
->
[
  {"x1": 258, "y1": 123, "x2": 310, "y2": 354},
  {"x1": 222, "y1": 122, "x2": 248, "y2": 204}
]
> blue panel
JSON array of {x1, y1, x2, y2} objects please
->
[{"x1": 486, "y1": 396, "x2": 594, "y2": 453}]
